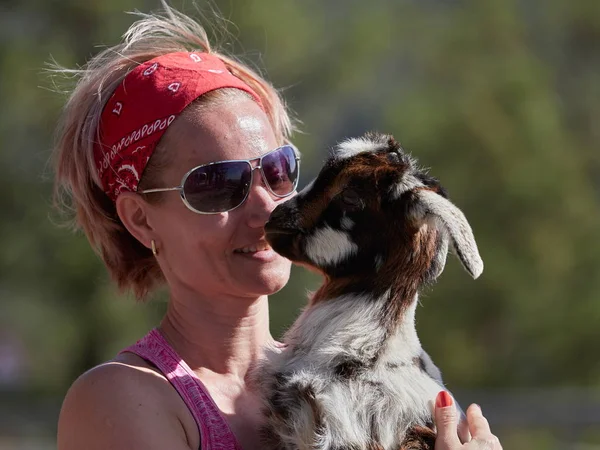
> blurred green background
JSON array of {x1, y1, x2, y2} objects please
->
[{"x1": 1, "y1": 0, "x2": 599, "y2": 448}]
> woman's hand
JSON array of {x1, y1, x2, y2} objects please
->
[{"x1": 434, "y1": 391, "x2": 502, "y2": 450}]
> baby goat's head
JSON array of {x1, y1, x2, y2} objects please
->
[{"x1": 265, "y1": 133, "x2": 483, "y2": 294}]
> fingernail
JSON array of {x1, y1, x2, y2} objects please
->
[
  {"x1": 473, "y1": 403, "x2": 482, "y2": 412},
  {"x1": 436, "y1": 391, "x2": 453, "y2": 408}
]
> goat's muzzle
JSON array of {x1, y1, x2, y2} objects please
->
[{"x1": 265, "y1": 202, "x2": 303, "y2": 261}]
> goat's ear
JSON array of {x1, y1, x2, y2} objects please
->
[
  {"x1": 415, "y1": 189, "x2": 483, "y2": 279},
  {"x1": 426, "y1": 227, "x2": 449, "y2": 280}
]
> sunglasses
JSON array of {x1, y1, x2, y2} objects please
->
[{"x1": 138, "y1": 145, "x2": 300, "y2": 214}]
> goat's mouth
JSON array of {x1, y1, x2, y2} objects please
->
[
  {"x1": 264, "y1": 218, "x2": 299, "y2": 236},
  {"x1": 263, "y1": 227, "x2": 296, "y2": 236},
  {"x1": 264, "y1": 223, "x2": 302, "y2": 262}
]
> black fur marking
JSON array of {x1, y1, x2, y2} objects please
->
[
  {"x1": 416, "y1": 173, "x2": 448, "y2": 199},
  {"x1": 334, "y1": 358, "x2": 365, "y2": 379},
  {"x1": 385, "y1": 361, "x2": 410, "y2": 370},
  {"x1": 268, "y1": 390, "x2": 292, "y2": 421},
  {"x1": 365, "y1": 379, "x2": 385, "y2": 391},
  {"x1": 413, "y1": 356, "x2": 428, "y2": 373}
]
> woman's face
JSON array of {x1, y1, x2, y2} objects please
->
[{"x1": 145, "y1": 95, "x2": 293, "y2": 300}]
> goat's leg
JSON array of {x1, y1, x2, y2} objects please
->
[{"x1": 398, "y1": 425, "x2": 436, "y2": 450}]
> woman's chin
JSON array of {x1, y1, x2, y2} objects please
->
[{"x1": 236, "y1": 258, "x2": 291, "y2": 296}]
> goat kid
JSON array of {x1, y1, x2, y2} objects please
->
[{"x1": 259, "y1": 132, "x2": 483, "y2": 450}]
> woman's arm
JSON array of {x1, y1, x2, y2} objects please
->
[
  {"x1": 434, "y1": 391, "x2": 502, "y2": 450},
  {"x1": 57, "y1": 362, "x2": 195, "y2": 450}
]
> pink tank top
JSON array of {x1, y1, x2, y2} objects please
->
[{"x1": 120, "y1": 328, "x2": 242, "y2": 450}]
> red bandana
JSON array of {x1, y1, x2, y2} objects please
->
[{"x1": 93, "y1": 52, "x2": 263, "y2": 201}]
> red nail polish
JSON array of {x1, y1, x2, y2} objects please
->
[{"x1": 436, "y1": 391, "x2": 453, "y2": 408}]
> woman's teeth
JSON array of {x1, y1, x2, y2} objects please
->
[{"x1": 234, "y1": 244, "x2": 271, "y2": 254}]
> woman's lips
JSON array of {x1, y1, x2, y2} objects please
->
[
  {"x1": 233, "y1": 243, "x2": 279, "y2": 262},
  {"x1": 233, "y1": 243, "x2": 271, "y2": 254}
]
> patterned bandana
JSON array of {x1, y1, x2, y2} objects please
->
[{"x1": 93, "y1": 51, "x2": 263, "y2": 201}]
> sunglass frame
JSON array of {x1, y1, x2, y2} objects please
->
[{"x1": 138, "y1": 145, "x2": 301, "y2": 214}]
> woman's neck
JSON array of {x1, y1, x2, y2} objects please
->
[{"x1": 158, "y1": 290, "x2": 273, "y2": 382}]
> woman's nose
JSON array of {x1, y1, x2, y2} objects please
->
[{"x1": 243, "y1": 167, "x2": 278, "y2": 227}]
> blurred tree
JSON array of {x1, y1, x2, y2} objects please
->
[{"x1": 379, "y1": 0, "x2": 600, "y2": 388}]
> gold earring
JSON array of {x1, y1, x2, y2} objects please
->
[{"x1": 151, "y1": 240, "x2": 158, "y2": 257}]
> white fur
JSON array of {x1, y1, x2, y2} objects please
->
[
  {"x1": 381, "y1": 300, "x2": 422, "y2": 362},
  {"x1": 389, "y1": 174, "x2": 423, "y2": 200},
  {"x1": 259, "y1": 293, "x2": 452, "y2": 450},
  {"x1": 334, "y1": 136, "x2": 388, "y2": 160},
  {"x1": 305, "y1": 226, "x2": 358, "y2": 266}
]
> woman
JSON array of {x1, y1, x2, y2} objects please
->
[{"x1": 54, "y1": 5, "x2": 501, "y2": 450}]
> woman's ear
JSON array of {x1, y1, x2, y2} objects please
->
[{"x1": 115, "y1": 192, "x2": 155, "y2": 249}]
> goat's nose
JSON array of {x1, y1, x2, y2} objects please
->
[
  {"x1": 266, "y1": 199, "x2": 299, "y2": 231},
  {"x1": 268, "y1": 202, "x2": 289, "y2": 224}
]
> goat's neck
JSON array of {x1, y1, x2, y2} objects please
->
[
  {"x1": 296, "y1": 251, "x2": 432, "y2": 365},
  {"x1": 287, "y1": 282, "x2": 423, "y2": 367},
  {"x1": 312, "y1": 262, "x2": 422, "y2": 319},
  {"x1": 292, "y1": 228, "x2": 437, "y2": 364}
]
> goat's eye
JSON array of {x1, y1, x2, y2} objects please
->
[
  {"x1": 387, "y1": 152, "x2": 400, "y2": 164},
  {"x1": 341, "y1": 189, "x2": 363, "y2": 209}
]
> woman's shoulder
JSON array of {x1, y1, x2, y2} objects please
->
[
  {"x1": 72, "y1": 352, "x2": 173, "y2": 403},
  {"x1": 57, "y1": 353, "x2": 199, "y2": 450},
  {"x1": 66, "y1": 352, "x2": 174, "y2": 410}
]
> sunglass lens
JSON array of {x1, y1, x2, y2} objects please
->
[
  {"x1": 261, "y1": 146, "x2": 298, "y2": 196},
  {"x1": 183, "y1": 161, "x2": 251, "y2": 213}
]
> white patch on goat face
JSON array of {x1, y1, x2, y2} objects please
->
[
  {"x1": 389, "y1": 174, "x2": 423, "y2": 200},
  {"x1": 305, "y1": 226, "x2": 357, "y2": 266},
  {"x1": 340, "y1": 215, "x2": 354, "y2": 231},
  {"x1": 334, "y1": 136, "x2": 387, "y2": 160}
]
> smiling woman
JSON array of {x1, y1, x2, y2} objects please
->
[
  {"x1": 52, "y1": 3, "x2": 499, "y2": 450},
  {"x1": 53, "y1": 3, "x2": 298, "y2": 450}
]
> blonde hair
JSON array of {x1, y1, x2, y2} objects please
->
[{"x1": 51, "y1": 3, "x2": 295, "y2": 300}]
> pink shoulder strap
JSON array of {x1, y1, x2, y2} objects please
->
[{"x1": 120, "y1": 329, "x2": 242, "y2": 450}]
